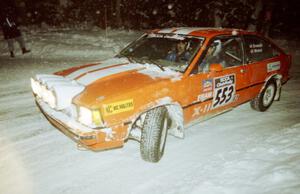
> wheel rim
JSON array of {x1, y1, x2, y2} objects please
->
[
  {"x1": 159, "y1": 117, "x2": 168, "y2": 153},
  {"x1": 263, "y1": 84, "x2": 275, "y2": 106}
]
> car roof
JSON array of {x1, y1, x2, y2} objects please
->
[{"x1": 151, "y1": 27, "x2": 257, "y2": 38}]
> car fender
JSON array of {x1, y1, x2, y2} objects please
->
[
  {"x1": 262, "y1": 73, "x2": 282, "y2": 101},
  {"x1": 128, "y1": 98, "x2": 184, "y2": 140}
]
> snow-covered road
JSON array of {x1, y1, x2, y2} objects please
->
[{"x1": 0, "y1": 29, "x2": 299, "y2": 194}]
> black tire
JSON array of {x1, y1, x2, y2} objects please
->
[
  {"x1": 250, "y1": 79, "x2": 277, "y2": 112},
  {"x1": 140, "y1": 106, "x2": 169, "y2": 163}
]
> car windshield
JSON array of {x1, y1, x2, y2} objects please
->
[{"x1": 118, "y1": 33, "x2": 204, "y2": 72}]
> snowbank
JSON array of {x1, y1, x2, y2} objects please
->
[{"x1": 0, "y1": 26, "x2": 142, "y2": 60}]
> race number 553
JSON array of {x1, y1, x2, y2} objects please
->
[{"x1": 213, "y1": 74, "x2": 235, "y2": 108}]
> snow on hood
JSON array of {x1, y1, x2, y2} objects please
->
[
  {"x1": 65, "y1": 57, "x2": 181, "y2": 86},
  {"x1": 35, "y1": 57, "x2": 181, "y2": 110},
  {"x1": 138, "y1": 64, "x2": 182, "y2": 82},
  {"x1": 35, "y1": 74, "x2": 85, "y2": 110},
  {"x1": 75, "y1": 63, "x2": 144, "y2": 85},
  {"x1": 65, "y1": 57, "x2": 130, "y2": 80}
]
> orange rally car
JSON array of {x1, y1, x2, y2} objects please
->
[{"x1": 31, "y1": 27, "x2": 291, "y2": 162}]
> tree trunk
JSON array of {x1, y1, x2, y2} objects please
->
[
  {"x1": 59, "y1": 0, "x2": 68, "y2": 7},
  {"x1": 115, "y1": 0, "x2": 122, "y2": 27},
  {"x1": 214, "y1": 8, "x2": 222, "y2": 27},
  {"x1": 247, "y1": 0, "x2": 263, "y2": 31}
]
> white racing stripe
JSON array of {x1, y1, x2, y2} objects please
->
[
  {"x1": 76, "y1": 63, "x2": 144, "y2": 86},
  {"x1": 158, "y1": 28, "x2": 177, "y2": 33},
  {"x1": 66, "y1": 57, "x2": 129, "y2": 80},
  {"x1": 158, "y1": 27, "x2": 224, "y2": 35},
  {"x1": 174, "y1": 27, "x2": 203, "y2": 35}
]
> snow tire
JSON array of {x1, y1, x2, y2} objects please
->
[
  {"x1": 250, "y1": 79, "x2": 277, "y2": 112},
  {"x1": 140, "y1": 106, "x2": 169, "y2": 163}
]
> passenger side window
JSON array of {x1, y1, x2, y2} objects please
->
[
  {"x1": 198, "y1": 36, "x2": 243, "y2": 72},
  {"x1": 244, "y1": 35, "x2": 280, "y2": 63}
]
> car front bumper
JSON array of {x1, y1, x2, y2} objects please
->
[{"x1": 35, "y1": 98, "x2": 124, "y2": 151}]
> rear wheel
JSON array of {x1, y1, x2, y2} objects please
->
[
  {"x1": 250, "y1": 79, "x2": 277, "y2": 112},
  {"x1": 140, "y1": 106, "x2": 169, "y2": 163}
]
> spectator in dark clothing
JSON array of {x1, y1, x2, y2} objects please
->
[{"x1": 0, "y1": 1, "x2": 30, "y2": 58}]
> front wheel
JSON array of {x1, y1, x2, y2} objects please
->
[
  {"x1": 250, "y1": 79, "x2": 277, "y2": 112},
  {"x1": 140, "y1": 106, "x2": 169, "y2": 163}
]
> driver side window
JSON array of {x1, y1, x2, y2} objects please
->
[{"x1": 198, "y1": 36, "x2": 243, "y2": 73}]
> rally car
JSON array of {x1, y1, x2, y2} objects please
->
[{"x1": 31, "y1": 27, "x2": 291, "y2": 162}]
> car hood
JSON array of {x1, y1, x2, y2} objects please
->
[
  {"x1": 72, "y1": 58, "x2": 182, "y2": 107},
  {"x1": 46, "y1": 57, "x2": 181, "y2": 109}
]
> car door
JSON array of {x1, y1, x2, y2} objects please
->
[{"x1": 183, "y1": 35, "x2": 250, "y2": 124}]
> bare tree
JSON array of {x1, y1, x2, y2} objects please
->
[
  {"x1": 115, "y1": 0, "x2": 122, "y2": 27},
  {"x1": 247, "y1": 0, "x2": 263, "y2": 31},
  {"x1": 59, "y1": 0, "x2": 68, "y2": 7},
  {"x1": 214, "y1": 7, "x2": 223, "y2": 27},
  {"x1": 207, "y1": 0, "x2": 262, "y2": 30}
]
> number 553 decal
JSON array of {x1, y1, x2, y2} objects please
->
[{"x1": 213, "y1": 74, "x2": 236, "y2": 108}]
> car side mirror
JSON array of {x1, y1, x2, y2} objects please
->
[{"x1": 209, "y1": 63, "x2": 223, "y2": 72}]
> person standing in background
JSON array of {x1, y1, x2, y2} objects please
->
[{"x1": 0, "y1": 1, "x2": 30, "y2": 58}]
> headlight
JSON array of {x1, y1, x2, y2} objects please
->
[
  {"x1": 78, "y1": 106, "x2": 103, "y2": 127},
  {"x1": 78, "y1": 107, "x2": 92, "y2": 126}
]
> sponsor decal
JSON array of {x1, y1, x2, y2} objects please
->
[
  {"x1": 192, "y1": 103, "x2": 213, "y2": 117},
  {"x1": 202, "y1": 79, "x2": 213, "y2": 92},
  {"x1": 104, "y1": 99, "x2": 134, "y2": 116},
  {"x1": 249, "y1": 43, "x2": 263, "y2": 53},
  {"x1": 213, "y1": 74, "x2": 236, "y2": 109},
  {"x1": 267, "y1": 61, "x2": 281, "y2": 72},
  {"x1": 249, "y1": 43, "x2": 263, "y2": 48},
  {"x1": 202, "y1": 103, "x2": 212, "y2": 113},
  {"x1": 198, "y1": 79, "x2": 213, "y2": 102},
  {"x1": 192, "y1": 107, "x2": 201, "y2": 117},
  {"x1": 198, "y1": 92, "x2": 213, "y2": 102}
]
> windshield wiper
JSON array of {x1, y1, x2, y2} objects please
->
[
  {"x1": 146, "y1": 59, "x2": 165, "y2": 71},
  {"x1": 116, "y1": 54, "x2": 137, "y2": 63},
  {"x1": 117, "y1": 55, "x2": 165, "y2": 71}
]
